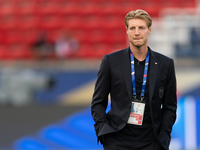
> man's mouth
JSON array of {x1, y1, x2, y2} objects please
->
[{"x1": 134, "y1": 38, "x2": 142, "y2": 40}]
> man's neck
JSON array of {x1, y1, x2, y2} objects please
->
[{"x1": 130, "y1": 45, "x2": 148, "y2": 61}]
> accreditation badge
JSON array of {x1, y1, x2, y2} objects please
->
[{"x1": 127, "y1": 101, "x2": 145, "y2": 125}]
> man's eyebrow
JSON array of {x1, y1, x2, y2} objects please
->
[{"x1": 129, "y1": 25, "x2": 146, "y2": 28}]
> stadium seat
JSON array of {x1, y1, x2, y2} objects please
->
[
  {"x1": 58, "y1": 3, "x2": 81, "y2": 17},
  {"x1": 98, "y1": 3, "x2": 122, "y2": 18},
  {"x1": 101, "y1": 17, "x2": 125, "y2": 33},
  {"x1": 82, "y1": 17, "x2": 104, "y2": 33},
  {"x1": 76, "y1": 45, "x2": 95, "y2": 58},
  {"x1": 9, "y1": 44, "x2": 33, "y2": 59},
  {"x1": 81, "y1": 3, "x2": 101, "y2": 18},
  {"x1": 3, "y1": 30, "x2": 21, "y2": 45},
  {"x1": 39, "y1": 15, "x2": 61, "y2": 31},
  {"x1": 0, "y1": 45, "x2": 11, "y2": 59},
  {"x1": 36, "y1": 1, "x2": 59, "y2": 17},
  {"x1": 0, "y1": 14, "x2": 18, "y2": 32},
  {"x1": 16, "y1": 5, "x2": 36, "y2": 17},
  {"x1": 19, "y1": 29, "x2": 39, "y2": 45}
]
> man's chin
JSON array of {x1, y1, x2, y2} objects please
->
[
  {"x1": 134, "y1": 44, "x2": 143, "y2": 48},
  {"x1": 130, "y1": 41, "x2": 145, "y2": 48},
  {"x1": 133, "y1": 42, "x2": 143, "y2": 46},
  {"x1": 135, "y1": 46, "x2": 142, "y2": 49}
]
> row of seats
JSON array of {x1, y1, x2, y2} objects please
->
[
  {"x1": 0, "y1": 29, "x2": 126, "y2": 45},
  {"x1": 0, "y1": 0, "x2": 196, "y2": 17},
  {"x1": 0, "y1": 15, "x2": 125, "y2": 29},
  {"x1": 0, "y1": 5, "x2": 159, "y2": 18},
  {"x1": 0, "y1": 0, "x2": 196, "y2": 7}
]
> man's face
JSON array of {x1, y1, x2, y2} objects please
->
[{"x1": 126, "y1": 18, "x2": 151, "y2": 48}]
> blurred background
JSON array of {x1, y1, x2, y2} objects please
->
[{"x1": 0, "y1": 0, "x2": 200, "y2": 149}]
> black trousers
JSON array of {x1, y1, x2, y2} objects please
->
[{"x1": 102, "y1": 132, "x2": 162, "y2": 150}]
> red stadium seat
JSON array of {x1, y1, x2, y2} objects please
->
[
  {"x1": 9, "y1": 44, "x2": 33, "y2": 59},
  {"x1": 36, "y1": 0, "x2": 59, "y2": 17},
  {"x1": 3, "y1": 30, "x2": 21, "y2": 45},
  {"x1": 82, "y1": 17, "x2": 104, "y2": 33},
  {"x1": 101, "y1": 17, "x2": 125, "y2": 33},
  {"x1": 19, "y1": 29, "x2": 39, "y2": 45},
  {"x1": 81, "y1": 3, "x2": 101, "y2": 18},
  {"x1": 61, "y1": 17, "x2": 84, "y2": 31},
  {"x1": 0, "y1": 0, "x2": 15, "y2": 8},
  {"x1": 18, "y1": 14, "x2": 39, "y2": 30},
  {"x1": 39, "y1": 15, "x2": 62, "y2": 31},
  {"x1": 98, "y1": 3, "x2": 122, "y2": 18},
  {"x1": 76, "y1": 44, "x2": 95, "y2": 58},
  {"x1": 0, "y1": 45, "x2": 11, "y2": 59},
  {"x1": 0, "y1": 13, "x2": 18, "y2": 32},
  {"x1": 58, "y1": 3, "x2": 81, "y2": 17},
  {"x1": 16, "y1": 5, "x2": 36, "y2": 16}
]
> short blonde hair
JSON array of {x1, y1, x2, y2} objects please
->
[{"x1": 124, "y1": 9, "x2": 152, "y2": 28}]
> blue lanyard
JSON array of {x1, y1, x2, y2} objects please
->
[{"x1": 130, "y1": 50, "x2": 150, "y2": 100}]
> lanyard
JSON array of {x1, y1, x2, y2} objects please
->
[{"x1": 130, "y1": 50, "x2": 150, "y2": 100}]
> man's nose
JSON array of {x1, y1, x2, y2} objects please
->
[{"x1": 135, "y1": 28, "x2": 140, "y2": 35}]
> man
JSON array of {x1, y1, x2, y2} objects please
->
[{"x1": 91, "y1": 9, "x2": 177, "y2": 150}]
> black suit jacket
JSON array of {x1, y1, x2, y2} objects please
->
[{"x1": 91, "y1": 47, "x2": 177, "y2": 150}]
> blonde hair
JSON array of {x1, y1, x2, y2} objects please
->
[{"x1": 124, "y1": 9, "x2": 152, "y2": 28}]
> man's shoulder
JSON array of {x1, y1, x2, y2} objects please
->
[
  {"x1": 105, "y1": 47, "x2": 128, "y2": 58},
  {"x1": 151, "y1": 50, "x2": 173, "y2": 62}
]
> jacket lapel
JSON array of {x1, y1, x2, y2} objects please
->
[
  {"x1": 120, "y1": 47, "x2": 132, "y2": 100},
  {"x1": 149, "y1": 50, "x2": 160, "y2": 102}
]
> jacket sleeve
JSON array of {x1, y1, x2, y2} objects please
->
[
  {"x1": 91, "y1": 55, "x2": 111, "y2": 138},
  {"x1": 159, "y1": 59, "x2": 177, "y2": 149}
]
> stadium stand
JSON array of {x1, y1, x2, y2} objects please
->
[{"x1": 0, "y1": 0, "x2": 197, "y2": 59}]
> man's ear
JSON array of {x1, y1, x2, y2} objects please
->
[{"x1": 148, "y1": 26, "x2": 152, "y2": 35}]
